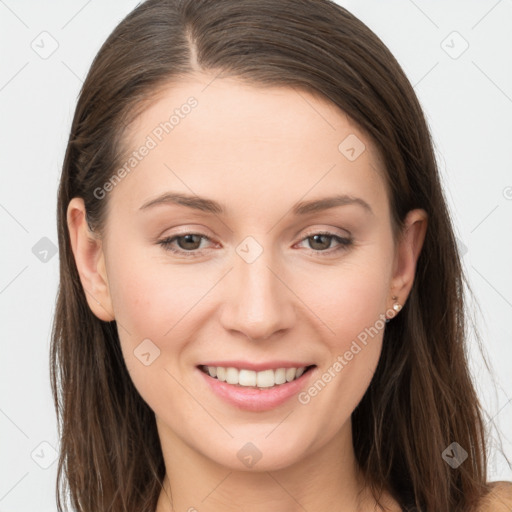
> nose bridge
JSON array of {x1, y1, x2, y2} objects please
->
[{"x1": 220, "y1": 237, "x2": 294, "y2": 340}]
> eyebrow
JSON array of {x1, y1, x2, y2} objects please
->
[{"x1": 139, "y1": 192, "x2": 374, "y2": 216}]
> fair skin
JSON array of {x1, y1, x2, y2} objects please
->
[{"x1": 67, "y1": 74, "x2": 429, "y2": 511}]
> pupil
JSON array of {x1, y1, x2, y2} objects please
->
[
  {"x1": 310, "y1": 234, "x2": 330, "y2": 250},
  {"x1": 180, "y1": 234, "x2": 200, "y2": 250}
]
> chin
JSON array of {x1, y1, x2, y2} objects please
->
[{"x1": 201, "y1": 428, "x2": 318, "y2": 473}]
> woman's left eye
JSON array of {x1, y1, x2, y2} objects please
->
[
  {"x1": 157, "y1": 231, "x2": 353, "y2": 258},
  {"x1": 295, "y1": 232, "x2": 353, "y2": 256}
]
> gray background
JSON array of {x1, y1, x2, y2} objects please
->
[{"x1": 1, "y1": 0, "x2": 511, "y2": 510}]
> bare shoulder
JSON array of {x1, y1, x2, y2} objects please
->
[{"x1": 477, "y1": 481, "x2": 512, "y2": 511}]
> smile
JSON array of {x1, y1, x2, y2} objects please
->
[{"x1": 198, "y1": 364, "x2": 316, "y2": 389}]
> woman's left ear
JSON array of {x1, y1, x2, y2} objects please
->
[
  {"x1": 66, "y1": 197, "x2": 115, "y2": 322},
  {"x1": 389, "y1": 208, "x2": 428, "y2": 306}
]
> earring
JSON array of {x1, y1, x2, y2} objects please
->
[{"x1": 385, "y1": 295, "x2": 402, "y2": 323}]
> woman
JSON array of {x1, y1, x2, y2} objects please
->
[{"x1": 51, "y1": 0, "x2": 512, "y2": 510}]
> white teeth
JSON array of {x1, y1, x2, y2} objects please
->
[
  {"x1": 239, "y1": 369, "x2": 256, "y2": 386},
  {"x1": 225, "y1": 367, "x2": 238, "y2": 385},
  {"x1": 201, "y1": 365, "x2": 310, "y2": 388},
  {"x1": 274, "y1": 368, "x2": 286, "y2": 385},
  {"x1": 216, "y1": 367, "x2": 226, "y2": 382},
  {"x1": 285, "y1": 368, "x2": 296, "y2": 382},
  {"x1": 256, "y1": 369, "x2": 275, "y2": 388}
]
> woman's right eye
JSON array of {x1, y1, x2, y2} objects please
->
[{"x1": 157, "y1": 234, "x2": 212, "y2": 258}]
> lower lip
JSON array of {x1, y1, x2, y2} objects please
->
[{"x1": 196, "y1": 366, "x2": 317, "y2": 412}]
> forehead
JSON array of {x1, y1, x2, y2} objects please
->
[{"x1": 110, "y1": 75, "x2": 388, "y2": 219}]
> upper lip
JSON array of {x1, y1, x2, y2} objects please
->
[{"x1": 197, "y1": 361, "x2": 315, "y2": 372}]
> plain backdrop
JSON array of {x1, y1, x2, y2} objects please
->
[{"x1": 1, "y1": 1, "x2": 511, "y2": 510}]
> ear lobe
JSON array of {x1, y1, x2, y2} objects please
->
[
  {"x1": 390, "y1": 208, "x2": 428, "y2": 305},
  {"x1": 66, "y1": 197, "x2": 115, "y2": 322}
]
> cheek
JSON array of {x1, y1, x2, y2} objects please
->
[
  {"x1": 105, "y1": 250, "x2": 207, "y2": 410},
  {"x1": 314, "y1": 277, "x2": 386, "y2": 391},
  {"x1": 294, "y1": 251, "x2": 390, "y2": 414},
  {"x1": 294, "y1": 280, "x2": 387, "y2": 447},
  {"x1": 105, "y1": 245, "x2": 226, "y2": 395},
  {"x1": 107, "y1": 244, "x2": 209, "y2": 339},
  {"x1": 300, "y1": 257, "x2": 390, "y2": 349}
]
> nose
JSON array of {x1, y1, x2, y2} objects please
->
[{"x1": 219, "y1": 245, "x2": 296, "y2": 342}]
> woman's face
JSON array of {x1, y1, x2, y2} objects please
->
[{"x1": 71, "y1": 75, "x2": 426, "y2": 472}]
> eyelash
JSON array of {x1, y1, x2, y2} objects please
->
[{"x1": 157, "y1": 231, "x2": 353, "y2": 259}]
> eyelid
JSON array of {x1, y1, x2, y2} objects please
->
[{"x1": 299, "y1": 226, "x2": 351, "y2": 239}]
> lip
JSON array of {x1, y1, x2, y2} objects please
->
[
  {"x1": 197, "y1": 360, "x2": 314, "y2": 372},
  {"x1": 196, "y1": 364, "x2": 317, "y2": 412}
]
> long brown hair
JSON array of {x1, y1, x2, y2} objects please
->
[{"x1": 51, "y1": 0, "x2": 492, "y2": 510}]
